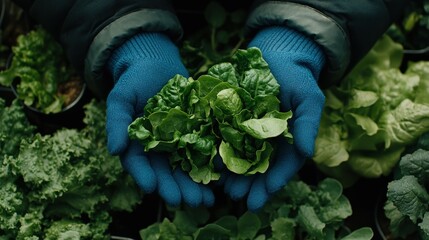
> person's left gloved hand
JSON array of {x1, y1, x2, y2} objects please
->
[{"x1": 223, "y1": 26, "x2": 326, "y2": 211}]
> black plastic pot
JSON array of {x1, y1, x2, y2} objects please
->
[
  {"x1": 401, "y1": 46, "x2": 429, "y2": 71},
  {"x1": 11, "y1": 77, "x2": 92, "y2": 134},
  {"x1": 0, "y1": 85, "x2": 14, "y2": 104}
]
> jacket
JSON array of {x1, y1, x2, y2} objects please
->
[{"x1": 13, "y1": 0, "x2": 408, "y2": 98}]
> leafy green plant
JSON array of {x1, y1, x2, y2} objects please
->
[
  {"x1": 383, "y1": 132, "x2": 429, "y2": 239},
  {"x1": 0, "y1": 98, "x2": 142, "y2": 239},
  {"x1": 313, "y1": 35, "x2": 429, "y2": 186},
  {"x1": 128, "y1": 47, "x2": 293, "y2": 184},
  {"x1": 0, "y1": 26, "x2": 84, "y2": 114},
  {"x1": 138, "y1": 178, "x2": 373, "y2": 240},
  {"x1": 180, "y1": 1, "x2": 247, "y2": 77},
  {"x1": 386, "y1": 0, "x2": 429, "y2": 50}
]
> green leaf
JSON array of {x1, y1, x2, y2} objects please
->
[
  {"x1": 219, "y1": 141, "x2": 253, "y2": 174},
  {"x1": 208, "y1": 62, "x2": 238, "y2": 86},
  {"x1": 151, "y1": 109, "x2": 200, "y2": 141},
  {"x1": 419, "y1": 212, "x2": 429, "y2": 239},
  {"x1": 219, "y1": 123, "x2": 244, "y2": 150},
  {"x1": 204, "y1": 1, "x2": 227, "y2": 28},
  {"x1": 213, "y1": 88, "x2": 243, "y2": 116},
  {"x1": 197, "y1": 75, "x2": 224, "y2": 96},
  {"x1": 318, "y1": 196, "x2": 352, "y2": 223},
  {"x1": 270, "y1": 217, "x2": 295, "y2": 240},
  {"x1": 317, "y1": 178, "x2": 343, "y2": 202},
  {"x1": 383, "y1": 200, "x2": 417, "y2": 238},
  {"x1": 232, "y1": 47, "x2": 270, "y2": 73},
  {"x1": 297, "y1": 205, "x2": 325, "y2": 239},
  {"x1": 399, "y1": 149, "x2": 429, "y2": 182},
  {"x1": 314, "y1": 123, "x2": 349, "y2": 167},
  {"x1": 145, "y1": 74, "x2": 191, "y2": 114},
  {"x1": 240, "y1": 69, "x2": 279, "y2": 98},
  {"x1": 240, "y1": 110, "x2": 292, "y2": 141},
  {"x1": 340, "y1": 227, "x2": 373, "y2": 240},
  {"x1": 240, "y1": 117, "x2": 288, "y2": 139},
  {"x1": 387, "y1": 175, "x2": 429, "y2": 223},
  {"x1": 253, "y1": 95, "x2": 280, "y2": 117},
  {"x1": 194, "y1": 225, "x2": 231, "y2": 240},
  {"x1": 380, "y1": 99, "x2": 429, "y2": 147},
  {"x1": 347, "y1": 89, "x2": 379, "y2": 109},
  {"x1": 344, "y1": 113, "x2": 379, "y2": 136},
  {"x1": 44, "y1": 220, "x2": 92, "y2": 240},
  {"x1": 348, "y1": 146, "x2": 404, "y2": 178},
  {"x1": 406, "y1": 61, "x2": 429, "y2": 105},
  {"x1": 245, "y1": 141, "x2": 273, "y2": 175},
  {"x1": 128, "y1": 117, "x2": 152, "y2": 140},
  {"x1": 189, "y1": 164, "x2": 220, "y2": 184},
  {"x1": 237, "y1": 212, "x2": 261, "y2": 239}
]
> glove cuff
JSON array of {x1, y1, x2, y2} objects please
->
[
  {"x1": 248, "y1": 26, "x2": 325, "y2": 69},
  {"x1": 107, "y1": 32, "x2": 184, "y2": 80}
]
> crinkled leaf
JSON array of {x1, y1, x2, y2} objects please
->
[
  {"x1": 232, "y1": 47, "x2": 270, "y2": 73},
  {"x1": 384, "y1": 200, "x2": 417, "y2": 239},
  {"x1": 297, "y1": 205, "x2": 325, "y2": 239},
  {"x1": 44, "y1": 220, "x2": 92, "y2": 240},
  {"x1": 144, "y1": 74, "x2": 192, "y2": 114},
  {"x1": 406, "y1": 61, "x2": 429, "y2": 105},
  {"x1": 387, "y1": 175, "x2": 429, "y2": 223},
  {"x1": 270, "y1": 217, "x2": 295, "y2": 240},
  {"x1": 240, "y1": 69, "x2": 279, "y2": 98},
  {"x1": 419, "y1": 212, "x2": 429, "y2": 239},
  {"x1": 380, "y1": 99, "x2": 429, "y2": 147},
  {"x1": 0, "y1": 99, "x2": 35, "y2": 157},
  {"x1": 207, "y1": 62, "x2": 238, "y2": 86},
  {"x1": 399, "y1": 149, "x2": 429, "y2": 182},
  {"x1": 318, "y1": 195, "x2": 352, "y2": 223},
  {"x1": 375, "y1": 69, "x2": 420, "y2": 109}
]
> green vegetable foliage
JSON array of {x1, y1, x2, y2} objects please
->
[
  {"x1": 313, "y1": 35, "x2": 429, "y2": 185},
  {"x1": 0, "y1": 99, "x2": 142, "y2": 239},
  {"x1": 384, "y1": 132, "x2": 429, "y2": 239},
  {"x1": 0, "y1": 27, "x2": 76, "y2": 114},
  {"x1": 139, "y1": 177, "x2": 373, "y2": 240},
  {"x1": 129, "y1": 47, "x2": 293, "y2": 184}
]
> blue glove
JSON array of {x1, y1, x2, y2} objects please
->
[
  {"x1": 106, "y1": 32, "x2": 214, "y2": 207},
  {"x1": 224, "y1": 26, "x2": 326, "y2": 211}
]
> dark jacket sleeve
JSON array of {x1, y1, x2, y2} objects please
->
[
  {"x1": 245, "y1": 0, "x2": 408, "y2": 88},
  {"x1": 13, "y1": 0, "x2": 183, "y2": 98}
]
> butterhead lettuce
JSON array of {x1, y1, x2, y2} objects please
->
[
  {"x1": 314, "y1": 35, "x2": 429, "y2": 184},
  {"x1": 128, "y1": 48, "x2": 293, "y2": 184}
]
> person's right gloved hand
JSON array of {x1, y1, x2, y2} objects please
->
[{"x1": 106, "y1": 32, "x2": 214, "y2": 207}]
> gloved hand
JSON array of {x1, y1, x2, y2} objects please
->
[
  {"x1": 223, "y1": 26, "x2": 326, "y2": 211},
  {"x1": 106, "y1": 32, "x2": 214, "y2": 207}
]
